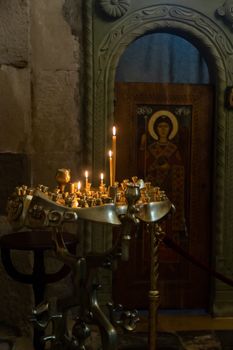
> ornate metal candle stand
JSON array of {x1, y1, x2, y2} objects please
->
[{"x1": 7, "y1": 172, "x2": 174, "y2": 350}]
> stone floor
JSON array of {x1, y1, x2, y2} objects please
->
[
  {"x1": 0, "y1": 325, "x2": 233, "y2": 350},
  {"x1": 117, "y1": 330, "x2": 233, "y2": 349}
]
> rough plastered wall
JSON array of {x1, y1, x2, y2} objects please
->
[
  {"x1": 31, "y1": 0, "x2": 83, "y2": 187},
  {"x1": 0, "y1": 0, "x2": 82, "y2": 338}
]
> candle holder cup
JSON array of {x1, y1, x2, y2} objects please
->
[{"x1": 108, "y1": 185, "x2": 118, "y2": 203}]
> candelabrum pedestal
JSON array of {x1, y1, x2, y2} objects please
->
[{"x1": 6, "y1": 180, "x2": 173, "y2": 350}]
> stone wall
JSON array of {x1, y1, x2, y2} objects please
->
[
  {"x1": 30, "y1": 0, "x2": 83, "y2": 187},
  {"x1": 0, "y1": 0, "x2": 82, "y2": 337},
  {"x1": 0, "y1": 0, "x2": 82, "y2": 191}
]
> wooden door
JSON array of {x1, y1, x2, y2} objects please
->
[{"x1": 113, "y1": 83, "x2": 213, "y2": 310}]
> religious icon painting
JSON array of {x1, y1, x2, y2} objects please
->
[{"x1": 136, "y1": 104, "x2": 192, "y2": 237}]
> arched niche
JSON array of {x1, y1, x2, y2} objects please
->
[
  {"x1": 83, "y1": 2, "x2": 233, "y2": 314},
  {"x1": 115, "y1": 32, "x2": 210, "y2": 83}
]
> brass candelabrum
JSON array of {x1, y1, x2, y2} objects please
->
[{"x1": 6, "y1": 170, "x2": 174, "y2": 350}]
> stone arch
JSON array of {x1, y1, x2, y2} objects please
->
[
  {"x1": 88, "y1": 5, "x2": 233, "y2": 268},
  {"x1": 81, "y1": 2, "x2": 233, "y2": 313}
]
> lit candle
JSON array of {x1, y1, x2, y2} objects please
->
[
  {"x1": 77, "y1": 181, "x2": 81, "y2": 191},
  {"x1": 100, "y1": 172, "x2": 104, "y2": 186},
  {"x1": 85, "y1": 170, "x2": 88, "y2": 189},
  {"x1": 112, "y1": 126, "x2": 117, "y2": 184},
  {"x1": 109, "y1": 150, "x2": 113, "y2": 186}
]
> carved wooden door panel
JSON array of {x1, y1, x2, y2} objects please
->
[{"x1": 113, "y1": 83, "x2": 213, "y2": 309}]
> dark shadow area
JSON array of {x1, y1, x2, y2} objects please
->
[{"x1": 0, "y1": 153, "x2": 30, "y2": 215}]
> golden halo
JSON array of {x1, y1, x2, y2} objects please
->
[{"x1": 148, "y1": 110, "x2": 178, "y2": 140}]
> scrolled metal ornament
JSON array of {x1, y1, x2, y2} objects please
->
[{"x1": 99, "y1": 0, "x2": 130, "y2": 18}]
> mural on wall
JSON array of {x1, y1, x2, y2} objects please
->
[{"x1": 137, "y1": 104, "x2": 192, "y2": 236}]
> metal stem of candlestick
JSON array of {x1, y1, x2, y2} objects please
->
[{"x1": 148, "y1": 223, "x2": 165, "y2": 350}]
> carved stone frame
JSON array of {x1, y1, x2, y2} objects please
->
[{"x1": 83, "y1": 1, "x2": 233, "y2": 315}]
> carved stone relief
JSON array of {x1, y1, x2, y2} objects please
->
[
  {"x1": 99, "y1": 0, "x2": 130, "y2": 18},
  {"x1": 216, "y1": 0, "x2": 233, "y2": 29},
  {"x1": 97, "y1": 6, "x2": 233, "y2": 85}
]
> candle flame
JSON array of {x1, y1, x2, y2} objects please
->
[
  {"x1": 77, "y1": 181, "x2": 81, "y2": 190},
  {"x1": 85, "y1": 170, "x2": 88, "y2": 178},
  {"x1": 109, "y1": 150, "x2": 112, "y2": 157},
  {"x1": 112, "y1": 126, "x2": 116, "y2": 136},
  {"x1": 100, "y1": 173, "x2": 104, "y2": 180}
]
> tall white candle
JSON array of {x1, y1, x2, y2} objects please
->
[
  {"x1": 109, "y1": 150, "x2": 113, "y2": 186},
  {"x1": 112, "y1": 126, "x2": 117, "y2": 184},
  {"x1": 85, "y1": 170, "x2": 88, "y2": 189}
]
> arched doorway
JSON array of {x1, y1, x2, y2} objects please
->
[
  {"x1": 84, "y1": 2, "x2": 233, "y2": 315},
  {"x1": 113, "y1": 33, "x2": 213, "y2": 310}
]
